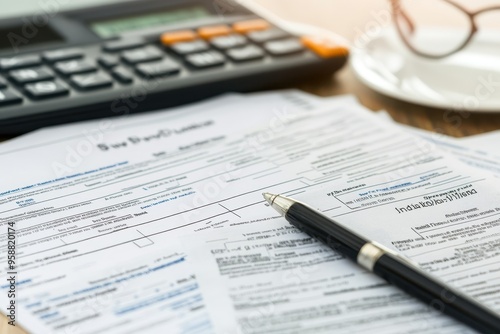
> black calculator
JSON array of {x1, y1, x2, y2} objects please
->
[{"x1": 0, "y1": 0, "x2": 348, "y2": 134}]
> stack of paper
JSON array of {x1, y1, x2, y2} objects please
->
[{"x1": 1, "y1": 91, "x2": 499, "y2": 334}]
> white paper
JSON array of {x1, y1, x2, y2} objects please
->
[
  {"x1": 186, "y1": 224, "x2": 466, "y2": 334},
  {"x1": 14, "y1": 251, "x2": 213, "y2": 334},
  {"x1": 0, "y1": 91, "x2": 333, "y2": 333},
  {"x1": 460, "y1": 130, "x2": 500, "y2": 156},
  {"x1": 1, "y1": 92, "x2": 499, "y2": 334},
  {"x1": 181, "y1": 101, "x2": 500, "y2": 333},
  {"x1": 333, "y1": 101, "x2": 500, "y2": 178}
]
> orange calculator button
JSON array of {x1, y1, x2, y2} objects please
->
[
  {"x1": 301, "y1": 36, "x2": 349, "y2": 58},
  {"x1": 161, "y1": 30, "x2": 197, "y2": 45},
  {"x1": 198, "y1": 25, "x2": 232, "y2": 39},
  {"x1": 233, "y1": 19, "x2": 270, "y2": 34}
]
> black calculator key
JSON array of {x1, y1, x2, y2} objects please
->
[
  {"x1": 25, "y1": 80, "x2": 69, "y2": 99},
  {"x1": 112, "y1": 66, "x2": 134, "y2": 84},
  {"x1": 226, "y1": 45, "x2": 265, "y2": 62},
  {"x1": 185, "y1": 51, "x2": 225, "y2": 69},
  {"x1": 247, "y1": 28, "x2": 289, "y2": 43},
  {"x1": 98, "y1": 55, "x2": 119, "y2": 68},
  {"x1": 170, "y1": 40, "x2": 209, "y2": 55},
  {"x1": 43, "y1": 48, "x2": 84, "y2": 62},
  {"x1": 264, "y1": 38, "x2": 304, "y2": 56},
  {"x1": 0, "y1": 89, "x2": 22, "y2": 106},
  {"x1": 210, "y1": 34, "x2": 247, "y2": 50},
  {"x1": 0, "y1": 55, "x2": 41, "y2": 71},
  {"x1": 71, "y1": 72, "x2": 113, "y2": 90},
  {"x1": 9, "y1": 67, "x2": 54, "y2": 84},
  {"x1": 0, "y1": 77, "x2": 7, "y2": 88},
  {"x1": 121, "y1": 46, "x2": 163, "y2": 65},
  {"x1": 136, "y1": 59, "x2": 181, "y2": 78},
  {"x1": 103, "y1": 38, "x2": 147, "y2": 52},
  {"x1": 54, "y1": 59, "x2": 97, "y2": 76}
]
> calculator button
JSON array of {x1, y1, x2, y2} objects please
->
[
  {"x1": 197, "y1": 25, "x2": 232, "y2": 39},
  {"x1": 54, "y1": 59, "x2": 97, "y2": 76},
  {"x1": 170, "y1": 40, "x2": 209, "y2": 55},
  {"x1": 43, "y1": 48, "x2": 83, "y2": 62},
  {"x1": 98, "y1": 55, "x2": 120, "y2": 68},
  {"x1": 233, "y1": 19, "x2": 270, "y2": 34},
  {"x1": 103, "y1": 38, "x2": 147, "y2": 52},
  {"x1": 121, "y1": 46, "x2": 163, "y2": 65},
  {"x1": 160, "y1": 30, "x2": 197, "y2": 46},
  {"x1": 264, "y1": 39, "x2": 304, "y2": 56},
  {"x1": 0, "y1": 55, "x2": 41, "y2": 71},
  {"x1": 301, "y1": 36, "x2": 349, "y2": 58},
  {"x1": 71, "y1": 72, "x2": 113, "y2": 90},
  {"x1": 247, "y1": 28, "x2": 289, "y2": 44},
  {"x1": 9, "y1": 67, "x2": 54, "y2": 84},
  {"x1": 24, "y1": 80, "x2": 69, "y2": 99},
  {"x1": 226, "y1": 45, "x2": 265, "y2": 62},
  {"x1": 0, "y1": 89, "x2": 22, "y2": 106},
  {"x1": 111, "y1": 66, "x2": 134, "y2": 84},
  {"x1": 211, "y1": 34, "x2": 247, "y2": 50},
  {"x1": 136, "y1": 59, "x2": 181, "y2": 78},
  {"x1": 0, "y1": 77, "x2": 7, "y2": 88},
  {"x1": 185, "y1": 51, "x2": 225, "y2": 69}
]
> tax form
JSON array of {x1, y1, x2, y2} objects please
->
[
  {"x1": 1, "y1": 91, "x2": 500, "y2": 333},
  {"x1": 0, "y1": 91, "x2": 329, "y2": 333},
  {"x1": 179, "y1": 100, "x2": 500, "y2": 333}
]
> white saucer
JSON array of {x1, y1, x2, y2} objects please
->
[{"x1": 350, "y1": 28, "x2": 500, "y2": 112}]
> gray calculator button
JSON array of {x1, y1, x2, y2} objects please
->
[
  {"x1": 121, "y1": 46, "x2": 163, "y2": 64},
  {"x1": 43, "y1": 48, "x2": 84, "y2": 62},
  {"x1": 71, "y1": 72, "x2": 113, "y2": 90},
  {"x1": 247, "y1": 28, "x2": 289, "y2": 43},
  {"x1": 0, "y1": 55, "x2": 41, "y2": 71},
  {"x1": 226, "y1": 45, "x2": 265, "y2": 62},
  {"x1": 112, "y1": 66, "x2": 134, "y2": 84},
  {"x1": 0, "y1": 77, "x2": 7, "y2": 88},
  {"x1": 103, "y1": 38, "x2": 147, "y2": 52},
  {"x1": 54, "y1": 59, "x2": 97, "y2": 76},
  {"x1": 0, "y1": 89, "x2": 23, "y2": 106},
  {"x1": 185, "y1": 51, "x2": 225, "y2": 69},
  {"x1": 25, "y1": 80, "x2": 69, "y2": 99},
  {"x1": 170, "y1": 40, "x2": 209, "y2": 55},
  {"x1": 264, "y1": 38, "x2": 304, "y2": 56},
  {"x1": 211, "y1": 34, "x2": 247, "y2": 50},
  {"x1": 136, "y1": 59, "x2": 180, "y2": 78},
  {"x1": 9, "y1": 67, "x2": 54, "y2": 84},
  {"x1": 98, "y1": 55, "x2": 119, "y2": 68}
]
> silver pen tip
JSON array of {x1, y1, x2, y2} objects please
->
[
  {"x1": 262, "y1": 193, "x2": 293, "y2": 216},
  {"x1": 262, "y1": 192, "x2": 277, "y2": 205}
]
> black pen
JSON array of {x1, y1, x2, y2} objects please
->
[{"x1": 263, "y1": 193, "x2": 500, "y2": 334}]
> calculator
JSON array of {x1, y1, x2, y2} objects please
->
[{"x1": 0, "y1": 0, "x2": 348, "y2": 134}]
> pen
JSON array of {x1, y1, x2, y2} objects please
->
[{"x1": 262, "y1": 193, "x2": 500, "y2": 334}]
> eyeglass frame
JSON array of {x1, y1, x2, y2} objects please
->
[{"x1": 390, "y1": 0, "x2": 500, "y2": 59}]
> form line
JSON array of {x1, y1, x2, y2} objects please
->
[{"x1": 218, "y1": 204, "x2": 241, "y2": 218}]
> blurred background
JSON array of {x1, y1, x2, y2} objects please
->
[
  {"x1": 2, "y1": 0, "x2": 500, "y2": 135},
  {"x1": 3, "y1": 0, "x2": 499, "y2": 40},
  {"x1": 4, "y1": 0, "x2": 392, "y2": 42}
]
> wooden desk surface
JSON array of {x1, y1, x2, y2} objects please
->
[{"x1": 1, "y1": 1, "x2": 499, "y2": 333}]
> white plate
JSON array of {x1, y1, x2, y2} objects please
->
[{"x1": 350, "y1": 28, "x2": 500, "y2": 112}]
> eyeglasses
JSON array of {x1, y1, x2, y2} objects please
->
[{"x1": 390, "y1": 0, "x2": 500, "y2": 59}]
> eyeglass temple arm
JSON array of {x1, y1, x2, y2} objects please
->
[{"x1": 391, "y1": 0, "x2": 416, "y2": 34}]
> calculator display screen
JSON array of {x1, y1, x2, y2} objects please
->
[{"x1": 89, "y1": 6, "x2": 212, "y2": 38}]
